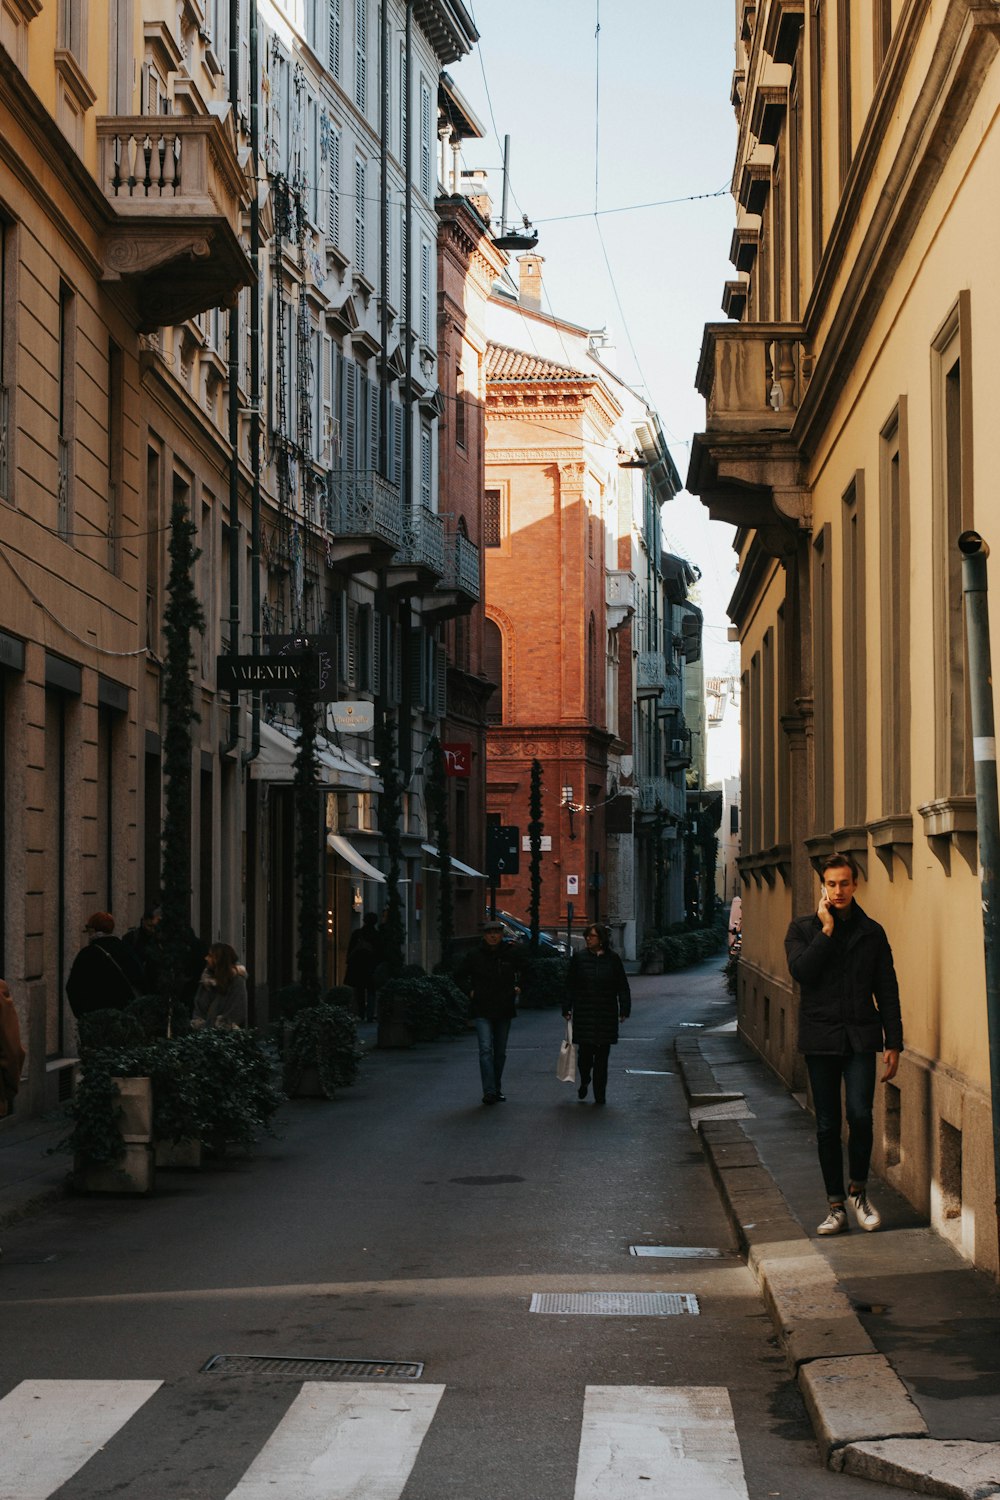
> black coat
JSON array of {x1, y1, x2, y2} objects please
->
[
  {"x1": 66, "y1": 937, "x2": 142, "y2": 1018},
  {"x1": 785, "y1": 903, "x2": 903, "y2": 1055},
  {"x1": 457, "y1": 942, "x2": 519, "y2": 1021},
  {"x1": 565, "y1": 949, "x2": 631, "y2": 1046}
]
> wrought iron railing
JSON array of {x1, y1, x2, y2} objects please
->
[
  {"x1": 395, "y1": 505, "x2": 444, "y2": 574},
  {"x1": 636, "y1": 650, "x2": 667, "y2": 695},
  {"x1": 325, "y1": 469, "x2": 403, "y2": 549},
  {"x1": 440, "y1": 530, "x2": 480, "y2": 598}
]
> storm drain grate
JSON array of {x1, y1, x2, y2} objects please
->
[
  {"x1": 629, "y1": 1246, "x2": 723, "y2": 1259},
  {"x1": 530, "y1": 1292, "x2": 699, "y2": 1316},
  {"x1": 201, "y1": 1355, "x2": 424, "y2": 1379}
]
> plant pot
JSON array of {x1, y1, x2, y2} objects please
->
[
  {"x1": 115, "y1": 1076, "x2": 153, "y2": 1142},
  {"x1": 641, "y1": 954, "x2": 664, "y2": 975},
  {"x1": 286, "y1": 1064, "x2": 326, "y2": 1098},
  {"x1": 73, "y1": 1143, "x2": 155, "y2": 1194},
  {"x1": 154, "y1": 1136, "x2": 203, "y2": 1168}
]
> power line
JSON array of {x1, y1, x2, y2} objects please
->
[{"x1": 535, "y1": 187, "x2": 729, "y2": 225}]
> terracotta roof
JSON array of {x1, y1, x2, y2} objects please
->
[{"x1": 485, "y1": 343, "x2": 587, "y2": 383}]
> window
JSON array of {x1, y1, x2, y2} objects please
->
[
  {"x1": 0, "y1": 219, "x2": 12, "y2": 504},
  {"x1": 420, "y1": 78, "x2": 432, "y2": 199},
  {"x1": 145, "y1": 445, "x2": 162, "y2": 650},
  {"x1": 58, "y1": 0, "x2": 86, "y2": 64},
  {"x1": 837, "y1": 0, "x2": 852, "y2": 188},
  {"x1": 932, "y1": 298, "x2": 974, "y2": 799},
  {"x1": 455, "y1": 364, "x2": 466, "y2": 450},
  {"x1": 842, "y1": 473, "x2": 866, "y2": 823},
  {"x1": 354, "y1": 157, "x2": 366, "y2": 274},
  {"x1": 108, "y1": 342, "x2": 123, "y2": 574},
  {"x1": 354, "y1": 0, "x2": 366, "y2": 112},
  {"x1": 327, "y1": 122, "x2": 341, "y2": 248},
  {"x1": 484, "y1": 488, "x2": 501, "y2": 547},
  {"x1": 880, "y1": 407, "x2": 909, "y2": 816},
  {"x1": 484, "y1": 618, "x2": 503, "y2": 723},
  {"x1": 874, "y1": 0, "x2": 892, "y2": 73},
  {"x1": 419, "y1": 425, "x2": 432, "y2": 510},
  {"x1": 108, "y1": 0, "x2": 132, "y2": 111},
  {"x1": 812, "y1": 523, "x2": 833, "y2": 833},
  {"x1": 762, "y1": 627, "x2": 775, "y2": 846},
  {"x1": 328, "y1": 0, "x2": 340, "y2": 76},
  {"x1": 419, "y1": 237, "x2": 431, "y2": 344}
]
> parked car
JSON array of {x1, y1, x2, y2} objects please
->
[{"x1": 487, "y1": 910, "x2": 570, "y2": 956}]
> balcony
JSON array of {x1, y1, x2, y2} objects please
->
[
  {"x1": 425, "y1": 529, "x2": 481, "y2": 622},
  {"x1": 636, "y1": 650, "x2": 667, "y2": 699},
  {"x1": 695, "y1": 322, "x2": 808, "y2": 433},
  {"x1": 385, "y1": 505, "x2": 445, "y2": 597},
  {"x1": 666, "y1": 727, "x2": 693, "y2": 768},
  {"x1": 97, "y1": 113, "x2": 253, "y2": 332},
  {"x1": 606, "y1": 569, "x2": 636, "y2": 630},
  {"x1": 637, "y1": 776, "x2": 687, "y2": 821},
  {"x1": 324, "y1": 469, "x2": 403, "y2": 570}
]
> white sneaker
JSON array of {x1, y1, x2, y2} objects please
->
[
  {"x1": 849, "y1": 1189, "x2": 881, "y2": 1231},
  {"x1": 817, "y1": 1206, "x2": 848, "y2": 1235}
]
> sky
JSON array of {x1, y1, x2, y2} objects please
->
[{"x1": 452, "y1": 0, "x2": 741, "y2": 675}]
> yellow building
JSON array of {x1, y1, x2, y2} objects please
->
[{"x1": 689, "y1": 0, "x2": 1000, "y2": 1273}]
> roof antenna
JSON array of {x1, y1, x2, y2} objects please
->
[{"x1": 494, "y1": 134, "x2": 539, "y2": 250}]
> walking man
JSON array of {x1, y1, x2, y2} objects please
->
[
  {"x1": 785, "y1": 852, "x2": 902, "y2": 1234},
  {"x1": 458, "y1": 920, "x2": 519, "y2": 1105}
]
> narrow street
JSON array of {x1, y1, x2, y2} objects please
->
[{"x1": 1, "y1": 963, "x2": 892, "y2": 1499}]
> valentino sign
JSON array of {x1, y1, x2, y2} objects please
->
[{"x1": 216, "y1": 654, "x2": 317, "y2": 691}]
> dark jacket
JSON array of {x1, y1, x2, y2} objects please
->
[
  {"x1": 66, "y1": 936, "x2": 143, "y2": 1018},
  {"x1": 457, "y1": 942, "x2": 519, "y2": 1021},
  {"x1": 565, "y1": 949, "x2": 631, "y2": 1046},
  {"x1": 344, "y1": 927, "x2": 380, "y2": 988},
  {"x1": 785, "y1": 902, "x2": 903, "y2": 1055}
]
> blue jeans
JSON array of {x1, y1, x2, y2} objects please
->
[
  {"x1": 805, "y1": 1051, "x2": 877, "y2": 1202},
  {"x1": 474, "y1": 1017, "x2": 511, "y2": 1098}
]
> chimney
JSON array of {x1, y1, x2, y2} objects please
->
[{"x1": 518, "y1": 253, "x2": 544, "y2": 311}]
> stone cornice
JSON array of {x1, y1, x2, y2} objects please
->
[{"x1": 487, "y1": 448, "x2": 580, "y2": 463}]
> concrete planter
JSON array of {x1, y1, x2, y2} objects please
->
[
  {"x1": 117, "y1": 1075, "x2": 153, "y2": 1141},
  {"x1": 73, "y1": 1143, "x2": 155, "y2": 1194},
  {"x1": 154, "y1": 1136, "x2": 203, "y2": 1168}
]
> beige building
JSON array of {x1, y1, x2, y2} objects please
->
[
  {"x1": 689, "y1": 0, "x2": 1000, "y2": 1272},
  {"x1": 0, "y1": 0, "x2": 480, "y2": 1114}
]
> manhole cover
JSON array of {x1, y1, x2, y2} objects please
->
[
  {"x1": 450, "y1": 1175, "x2": 524, "y2": 1185},
  {"x1": 529, "y1": 1292, "x2": 699, "y2": 1316},
  {"x1": 201, "y1": 1355, "x2": 424, "y2": 1378},
  {"x1": 629, "y1": 1246, "x2": 723, "y2": 1259}
]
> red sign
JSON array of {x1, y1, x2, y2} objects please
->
[{"x1": 441, "y1": 742, "x2": 472, "y2": 777}]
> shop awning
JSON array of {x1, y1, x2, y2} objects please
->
[
  {"x1": 328, "y1": 833, "x2": 386, "y2": 882},
  {"x1": 249, "y1": 719, "x2": 379, "y2": 791},
  {"x1": 420, "y1": 842, "x2": 488, "y2": 879}
]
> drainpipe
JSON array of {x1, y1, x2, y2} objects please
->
[
  {"x1": 958, "y1": 529, "x2": 1000, "y2": 1261},
  {"x1": 222, "y1": 0, "x2": 242, "y2": 756}
]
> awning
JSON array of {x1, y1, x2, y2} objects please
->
[
  {"x1": 421, "y1": 842, "x2": 488, "y2": 879},
  {"x1": 249, "y1": 719, "x2": 379, "y2": 790},
  {"x1": 328, "y1": 833, "x2": 386, "y2": 882}
]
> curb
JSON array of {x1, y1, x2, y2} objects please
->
[{"x1": 674, "y1": 1037, "x2": 1000, "y2": 1499}]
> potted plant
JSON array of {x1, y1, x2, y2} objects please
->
[{"x1": 283, "y1": 1001, "x2": 362, "y2": 1099}]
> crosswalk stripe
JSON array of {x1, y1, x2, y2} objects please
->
[
  {"x1": 0, "y1": 1379, "x2": 162, "y2": 1500},
  {"x1": 222, "y1": 1381, "x2": 446, "y2": 1500},
  {"x1": 574, "y1": 1386, "x2": 749, "y2": 1499}
]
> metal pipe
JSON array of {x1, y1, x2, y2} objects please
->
[
  {"x1": 959, "y1": 528, "x2": 1000, "y2": 1260},
  {"x1": 500, "y1": 133, "x2": 510, "y2": 235}
]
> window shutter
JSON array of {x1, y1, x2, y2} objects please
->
[
  {"x1": 368, "y1": 378, "x2": 379, "y2": 470},
  {"x1": 407, "y1": 631, "x2": 424, "y2": 707},
  {"x1": 392, "y1": 621, "x2": 403, "y2": 704},
  {"x1": 435, "y1": 642, "x2": 447, "y2": 717},
  {"x1": 420, "y1": 426, "x2": 432, "y2": 510},
  {"x1": 347, "y1": 599, "x2": 358, "y2": 686},
  {"x1": 390, "y1": 400, "x2": 404, "y2": 490},
  {"x1": 343, "y1": 357, "x2": 357, "y2": 471},
  {"x1": 372, "y1": 608, "x2": 383, "y2": 695},
  {"x1": 327, "y1": 123, "x2": 340, "y2": 246},
  {"x1": 419, "y1": 239, "x2": 430, "y2": 344},
  {"x1": 328, "y1": 0, "x2": 340, "y2": 76},
  {"x1": 354, "y1": 0, "x2": 366, "y2": 110},
  {"x1": 420, "y1": 80, "x2": 432, "y2": 198},
  {"x1": 354, "y1": 157, "x2": 366, "y2": 274}
]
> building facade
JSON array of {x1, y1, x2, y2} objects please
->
[
  {"x1": 689, "y1": 0, "x2": 1000, "y2": 1271},
  {"x1": 0, "y1": 0, "x2": 483, "y2": 1116},
  {"x1": 482, "y1": 258, "x2": 685, "y2": 958}
]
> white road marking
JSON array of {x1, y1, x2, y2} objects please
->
[
  {"x1": 574, "y1": 1386, "x2": 749, "y2": 1499},
  {"x1": 0, "y1": 1379, "x2": 161, "y2": 1500},
  {"x1": 223, "y1": 1381, "x2": 446, "y2": 1500}
]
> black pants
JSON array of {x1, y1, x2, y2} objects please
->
[
  {"x1": 578, "y1": 1042, "x2": 610, "y2": 1101},
  {"x1": 805, "y1": 1051, "x2": 877, "y2": 1201}
]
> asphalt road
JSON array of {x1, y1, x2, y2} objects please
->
[{"x1": 0, "y1": 960, "x2": 895, "y2": 1499}]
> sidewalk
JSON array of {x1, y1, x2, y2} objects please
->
[
  {"x1": 0, "y1": 1109, "x2": 71, "y2": 1237},
  {"x1": 675, "y1": 1023, "x2": 1000, "y2": 1499}
]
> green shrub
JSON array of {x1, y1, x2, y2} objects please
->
[
  {"x1": 516, "y1": 951, "x2": 568, "y2": 1009},
  {"x1": 76, "y1": 1008, "x2": 147, "y2": 1053},
  {"x1": 283, "y1": 1003, "x2": 363, "y2": 1098}
]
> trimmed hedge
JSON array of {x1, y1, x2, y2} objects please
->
[{"x1": 640, "y1": 925, "x2": 728, "y2": 973}]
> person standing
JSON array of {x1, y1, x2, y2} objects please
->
[
  {"x1": 344, "y1": 912, "x2": 381, "y2": 1022},
  {"x1": 457, "y1": 919, "x2": 520, "y2": 1105},
  {"x1": 563, "y1": 923, "x2": 631, "y2": 1106},
  {"x1": 66, "y1": 913, "x2": 144, "y2": 1018},
  {"x1": 122, "y1": 907, "x2": 163, "y2": 994},
  {"x1": 191, "y1": 944, "x2": 248, "y2": 1030},
  {"x1": 785, "y1": 852, "x2": 902, "y2": 1235}
]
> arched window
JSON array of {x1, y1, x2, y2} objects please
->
[{"x1": 484, "y1": 617, "x2": 503, "y2": 724}]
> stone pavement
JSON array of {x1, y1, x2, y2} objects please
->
[{"x1": 675, "y1": 1024, "x2": 1000, "y2": 1499}]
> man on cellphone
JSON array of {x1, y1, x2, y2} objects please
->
[{"x1": 785, "y1": 852, "x2": 902, "y2": 1235}]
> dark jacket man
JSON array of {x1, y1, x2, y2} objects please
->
[
  {"x1": 785, "y1": 904, "x2": 903, "y2": 1055},
  {"x1": 458, "y1": 938, "x2": 520, "y2": 1020}
]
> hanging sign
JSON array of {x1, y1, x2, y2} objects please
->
[
  {"x1": 217, "y1": 653, "x2": 316, "y2": 691},
  {"x1": 441, "y1": 742, "x2": 472, "y2": 776},
  {"x1": 327, "y1": 701, "x2": 376, "y2": 734}
]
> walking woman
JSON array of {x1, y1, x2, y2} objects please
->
[
  {"x1": 563, "y1": 923, "x2": 631, "y2": 1105},
  {"x1": 191, "y1": 943, "x2": 248, "y2": 1030}
]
